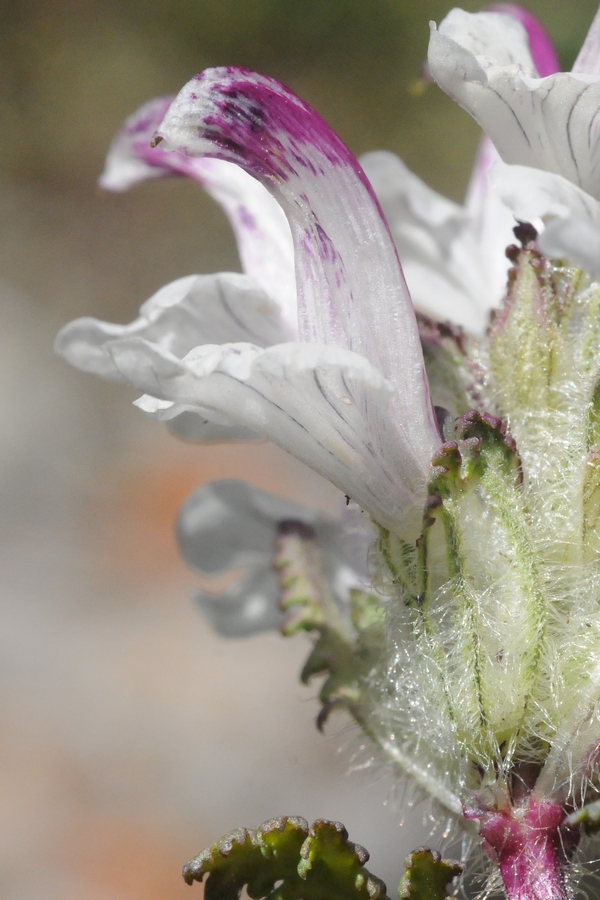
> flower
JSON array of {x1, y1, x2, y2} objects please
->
[
  {"x1": 428, "y1": 4, "x2": 600, "y2": 276},
  {"x1": 57, "y1": 7, "x2": 600, "y2": 898},
  {"x1": 177, "y1": 479, "x2": 370, "y2": 637},
  {"x1": 55, "y1": 95, "x2": 296, "y2": 442},
  {"x1": 58, "y1": 66, "x2": 442, "y2": 540}
]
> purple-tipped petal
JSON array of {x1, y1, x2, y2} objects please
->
[
  {"x1": 107, "y1": 337, "x2": 434, "y2": 538},
  {"x1": 100, "y1": 97, "x2": 296, "y2": 323},
  {"x1": 490, "y1": 4, "x2": 559, "y2": 76},
  {"x1": 153, "y1": 67, "x2": 439, "y2": 462},
  {"x1": 98, "y1": 96, "x2": 178, "y2": 190}
]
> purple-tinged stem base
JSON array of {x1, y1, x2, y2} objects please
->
[{"x1": 467, "y1": 798, "x2": 568, "y2": 900}]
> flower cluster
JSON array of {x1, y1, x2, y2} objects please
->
[{"x1": 57, "y1": 4, "x2": 600, "y2": 899}]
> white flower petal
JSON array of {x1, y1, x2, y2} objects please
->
[
  {"x1": 99, "y1": 96, "x2": 296, "y2": 325},
  {"x1": 490, "y1": 161, "x2": 600, "y2": 224},
  {"x1": 573, "y1": 5, "x2": 600, "y2": 77},
  {"x1": 166, "y1": 411, "x2": 259, "y2": 443},
  {"x1": 188, "y1": 159, "x2": 296, "y2": 328},
  {"x1": 539, "y1": 217, "x2": 600, "y2": 278},
  {"x1": 362, "y1": 149, "x2": 499, "y2": 331},
  {"x1": 489, "y1": 4, "x2": 559, "y2": 77},
  {"x1": 153, "y1": 67, "x2": 438, "y2": 455},
  {"x1": 432, "y1": 8, "x2": 537, "y2": 74},
  {"x1": 54, "y1": 271, "x2": 290, "y2": 382},
  {"x1": 491, "y1": 160, "x2": 600, "y2": 283},
  {"x1": 463, "y1": 138, "x2": 516, "y2": 310},
  {"x1": 177, "y1": 478, "x2": 318, "y2": 574},
  {"x1": 108, "y1": 338, "x2": 433, "y2": 538},
  {"x1": 429, "y1": 10, "x2": 600, "y2": 199},
  {"x1": 195, "y1": 567, "x2": 285, "y2": 637}
]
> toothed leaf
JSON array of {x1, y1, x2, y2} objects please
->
[
  {"x1": 398, "y1": 847, "x2": 462, "y2": 900},
  {"x1": 274, "y1": 521, "x2": 387, "y2": 730},
  {"x1": 297, "y1": 819, "x2": 388, "y2": 900},
  {"x1": 183, "y1": 816, "x2": 391, "y2": 900}
]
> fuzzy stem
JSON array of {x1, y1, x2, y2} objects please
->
[{"x1": 473, "y1": 798, "x2": 567, "y2": 900}]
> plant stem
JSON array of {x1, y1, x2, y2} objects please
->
[{"x1": 470, "y1": 797, "x2": 568, "y2": 900}]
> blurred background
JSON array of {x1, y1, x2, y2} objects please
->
[{"x1": 0, "y1": 1, "x2": 598, "y2": 897}]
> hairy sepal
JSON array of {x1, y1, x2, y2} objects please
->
[{"x1": 426, "y1": 412, "x2": 545, "y2": 766}]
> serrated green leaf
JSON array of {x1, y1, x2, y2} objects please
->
[
  {"x1": 298, "y1": 819, "x2": 388, "y2": 900},
  {"x1": 301, "y1": 593, "x2": 387, "y2": 731},
  {"x1": 398, "y1": 847, "x2": 462, "y2": 900},
  {"x1": 273, "y1": 520, "x2": 387, "y2": 731},
  {"x1": 183, "y1": 816, "x2": 392, "y2": 900}
]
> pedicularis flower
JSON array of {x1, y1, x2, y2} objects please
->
[{"x1": 56, "y1": 5, "x2": 600, "y2": 899}]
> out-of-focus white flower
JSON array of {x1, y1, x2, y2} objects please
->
[{"x1": 177, "y1": 479, "x2": 370, "y2": 637}]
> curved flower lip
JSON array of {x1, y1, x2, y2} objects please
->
[
  {"x1": 428, "y1": 9, "x2": 600, "y2": 199},
  {"x1": 152, "y1": 67, "x2": 439, "y2": 453},
  {"x1": 99, "y1": 95, "x2": 296, "y2": 329},
  {"x1": 54, "y1": 271, "x2": 290, "y2": 442},
  {"x1": 55, "y1": 272, "x2": 291, "y2": 381},
  {"x1": 107, "y1": 337, "x2": 433, "y2": 537},
  {"x1": 177, "y1": 479, "x2": 371, "y2": 637}
]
